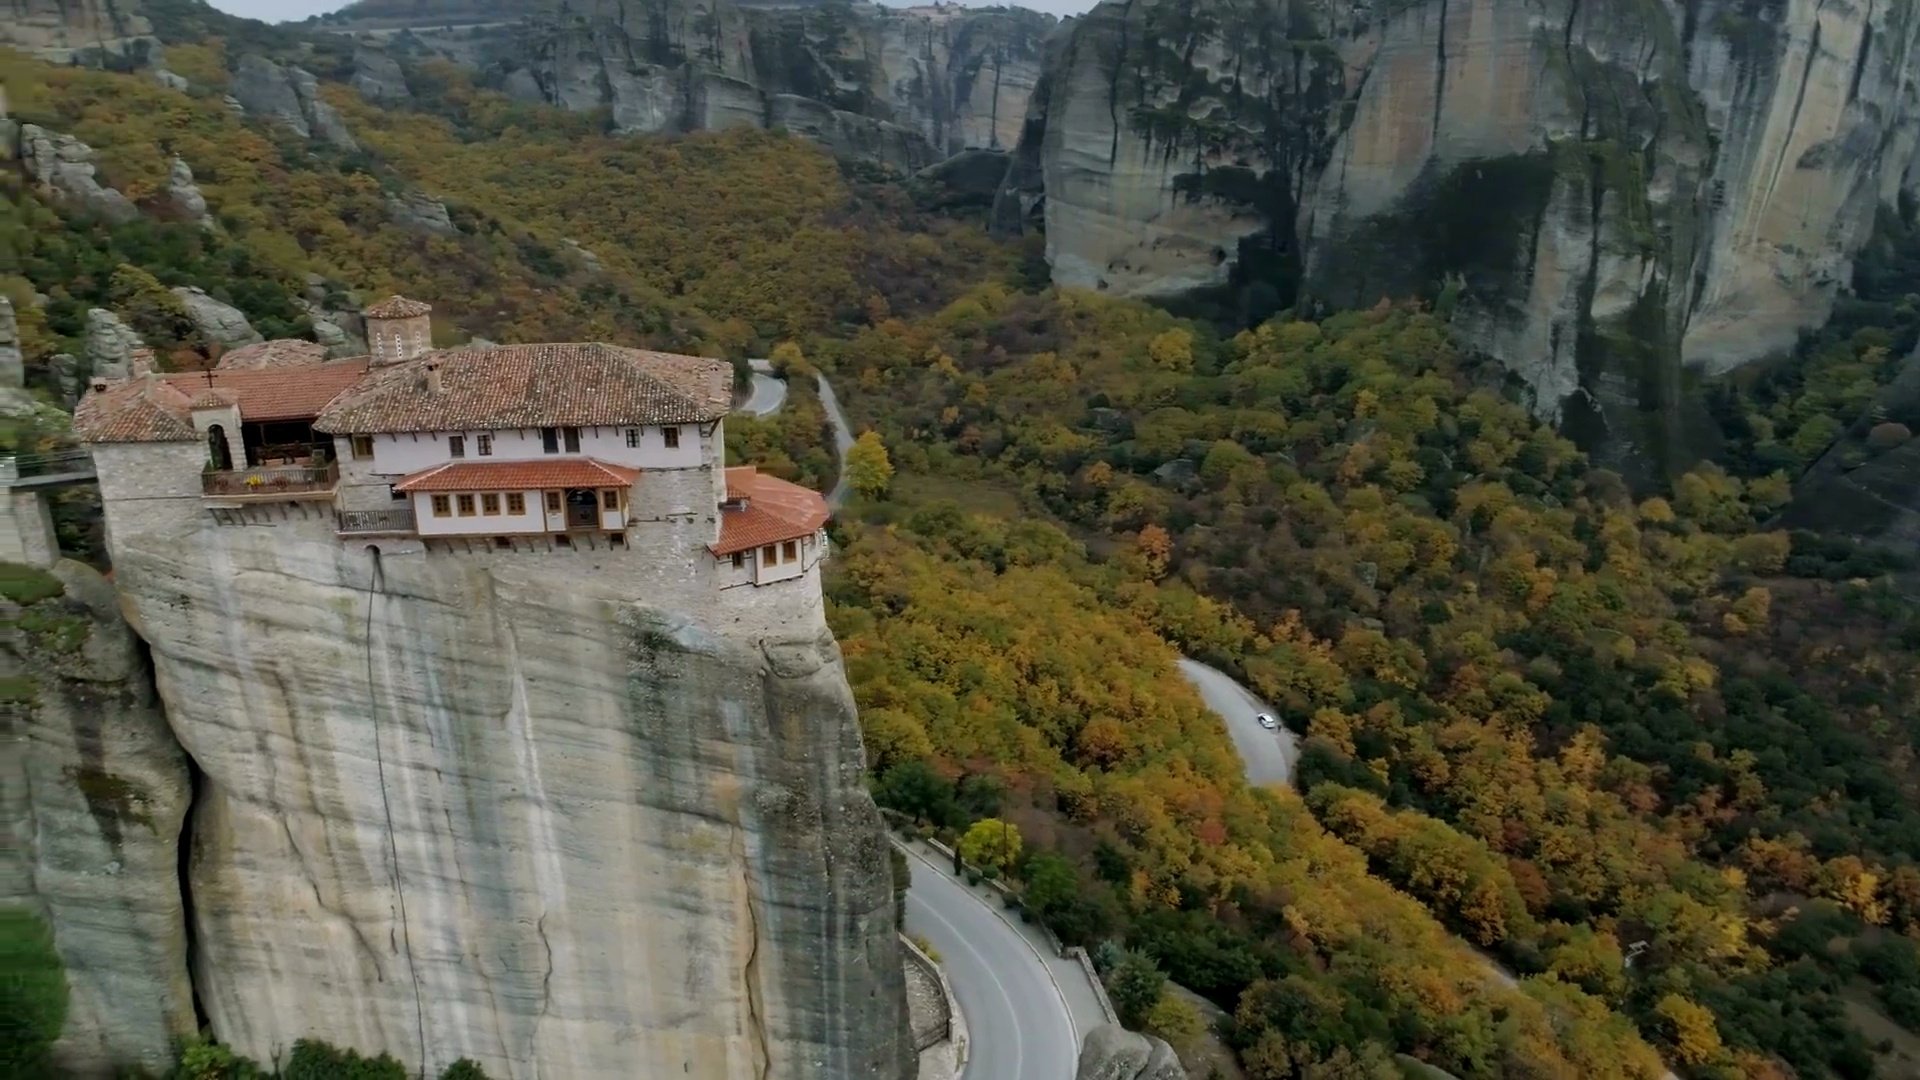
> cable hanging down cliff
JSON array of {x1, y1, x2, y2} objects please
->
[{"x1": 363, "y1": 548, "x2": 430, "y2": 1076}]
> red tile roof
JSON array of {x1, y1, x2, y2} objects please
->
[
  {"x1": 364, "y1": 295, "x2": 432, "y2": 319},
  {"x1": 315, "y1": 343, "x2": 732, "y2": 434},
  {"x1": 74, "y1": 356, "x2": 372, "y2": 442},
  {"x1": 712, "y1": 466, "x2": 830, "y2": 556},
  {"x1": 393, "y1": 457, "x2": 641, "y2": 493}
]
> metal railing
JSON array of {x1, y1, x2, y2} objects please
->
[
  {"x1": 202, "y1": 461, "x2": 339, "y2": 497},
  {"x1": 336, "y1": 507, "x2": 417, "y2": 535},
  {"x1": 2, "y1": 450, "x2": 96, "y2": 483}
]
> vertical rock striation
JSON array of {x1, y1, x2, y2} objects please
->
[
  {"x1": 1003, "y1": 0, "x2": 1920, "y2": 475},
  {"x1": 109, "y1": 526, "x2": 911, "y2": 1079},
  {"x1": 326, "y1": 0, "x2": 1053, "y2": 170},
  {"x1": 2, "y1": 560, "x2": 197, "y2": 1077}
]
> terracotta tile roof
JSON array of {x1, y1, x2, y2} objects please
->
[
  {"x1": 315, "y1": 344, "x2": 732, "y2": 434},
  {"x1": 217, "y1": 339, "x2": 333, "y2": 370},
  {"x1": 393, "y1": 457, "x2": 641, "y2": 493},
  {"x1": 73, "y1": 377, "x2": 198, "y2": 443},
  {"x1": 364, "y1": 295, "x2": 432, "y2": 319},
  {"x1": 74, "y1": 358, "x2": 373, "y2": 443},
  {"x1": 712, "y1": 467, "x2": 830, "y2": 556}
]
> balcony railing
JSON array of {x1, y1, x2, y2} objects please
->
[
  {"x1": 336, "y1": 507, "x2": 417, "y2": 535},
  {"x1": 202, "y1": 462, "x2": 339, "y2": 498}
]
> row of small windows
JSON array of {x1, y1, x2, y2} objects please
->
[
  {"x1": 725, "y1": 540, "x2": 802, "y2": 569},
  {"x1": 430, "y1": 492, "x2": 528, "y2": 517},
  {"x1": 427, "y1": 490, "x2": 622, "y2": 518},
  {"x1": 349, "y1": 426, "x2": 681, "y2": 461}
]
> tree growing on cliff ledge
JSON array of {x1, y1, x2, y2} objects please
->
[
  {"x1": 0, "y1": 908, "x2": 68, "y2": 1076},
  {"x1": 846, "y1": 430, "x2": 894, "y2": 499}
]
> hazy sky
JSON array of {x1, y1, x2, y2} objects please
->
[{"x1": 202, "y1": 0, "x2": 1095, "y2": 22}]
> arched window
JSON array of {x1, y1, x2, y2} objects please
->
[{"x1": 207, "y1": 425, "x2": 232, "y2": 472}]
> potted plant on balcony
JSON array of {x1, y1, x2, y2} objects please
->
[{"x1": 245, "y1": 474, "x2": 265, "y2": 491}]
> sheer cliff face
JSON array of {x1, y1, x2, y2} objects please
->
[
  {"x1": 347, "y1": 0, "x2": 1053, "y2": 170},
  {"x1": 105, "y1": 526, "x2": 910, "y2": 1080},
  {"x1": 3, "y1": 560, "x2": 196, "y2": 1076},
  {"x1": 1007, "y1": 0, "x2": 1920, "y2": 473}
]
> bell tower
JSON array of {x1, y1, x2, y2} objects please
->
[{"x1": 364, "y1": 295, "x2": 433, "y2": 367}]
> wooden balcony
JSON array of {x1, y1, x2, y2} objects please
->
[
  {"x1": 336, "y1": 507, "x2": 418, "y2": 536},
  {"x1": 202, "y1": 462, "x2": 339, "y2": 500}
]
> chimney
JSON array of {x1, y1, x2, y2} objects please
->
[
  {"x1": 89, "y1": 378, "x2": 109, "y2": 394},
  {"x1": 425, "y1": 359, "x2": 442, "y2": 394},
  {"x1": 129, "y1": 348, "x2": 154, "y2": 377}
]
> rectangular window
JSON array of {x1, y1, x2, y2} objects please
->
[
  {"x1": 563, "y1": 426, "x2": 581, "y2": 453},
  {"x1": 506, "y1": 493, "x2": 525, "y2": 515},
  {"x1": 542, "y1": 427, "x2": 559, "y2": 454},
  {"x1": 782, "y1": 540, "x2": 798, "y2": 562},
  {"x1": 731, "y1": 551, "x2": 745, "y2": 569},
  {"x1": 448, "y1": 434, "x2": 466, "y2": 458},
  {"x1": 601, "y1": 489, "x2": 619, "y2": 511},
  {"x1": 544, "y1": 491, "x2": 561, "y2": 513},
  {"x1": 350, "y1": 434, "x2": 374, "y2": 460},
  {"x1": 762, "y1": 544, "x2": 779, "y2": 566},
  {"x1": 457, "y1": 494, "x2": 476, "y2": 516},
  {"x1": 390, "y1": 485, "x2": 406, "y2": 502},
  {"x1": 663, "y1": 426, "x2": 680, "y2": 449},
  {"x1": 477, "y1": 434, "x2": 493, "y2": 456},
  {"x1": 625, "y1": 428, "x2": 640, "y2": 448},
  {"x1": 482, "y1": 493, "x2": 501, "y2": 515},
  {"x1": 431, "y1": 494, "x2": 451, "y2": 517}
]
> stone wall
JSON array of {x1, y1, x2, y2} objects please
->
[
  {"x1": 91, "y1": 441, "x2": 214, "y2": 553},
  {"x1": 107, "y1": 522, "x2": 909, "y2": 1078}
]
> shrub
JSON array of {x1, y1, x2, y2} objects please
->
[{"x1": 0, "y1": 908, "x2": 67, "y2": 1076}]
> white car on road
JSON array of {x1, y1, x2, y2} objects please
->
[{"x1": 1256, "y1": 712, "x2": 1278, "y2": 730}]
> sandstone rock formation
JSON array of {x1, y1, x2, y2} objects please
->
[
  {"x1": 106, "y1": 525, "x2": 913, "y2": 1079},
  {"x1": 84, "y1": 309, "x2": 143, "y2": 379},
  {"x1": 327, "y1": 0, "x2": 1052, "y2": 169},
  {"x1": 384, "y1": 190, "x2": 456, "y2": 235},
  {"x1": 11, "y1": 123, "x2": 141, "y2": 224},
  {"x1": 2, "y1": 560, "x2": 197, "y2": 1076},
  {"x1": 0, "y1": 0, "x2": 161, "y2": 65},
  {"x1": 230, "y1": 54, "x2": 359, "y2": 150},
  {"x1": 1075, "y1": 1024, "x2": 1188, "y2": 1080},
  {"x1": 169, "y1": 287, "x2": 263, "y2": 349},
  {"x1": 166, "y1": 156, "x2": 214, "y2": 229},
  {"x1": 1002, "y1": 0, "x2": 1920, "y2": 476},
  {"x1": 350, "y1": 47, "x2": 411, "y2": 103},
  {"x1": 0, "y1": 296, "x2": 23, "y2": 388}
]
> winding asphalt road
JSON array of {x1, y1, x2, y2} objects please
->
[
  {"x1": 778, "y1": 371, "x2": 1096, "y2": 1078},
  {"x1": 1175, "y1": 657, "x2": 1297, "y2": 787}
]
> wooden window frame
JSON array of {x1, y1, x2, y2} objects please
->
[
  {"x1": 506, "y1": 493, "x2": 525, "y2": 515},
  {"x1": 350, "y1": 434, "x2": 374, "y2": 460},
  {"x1": 448, "y1": 434, "x2": 466, "y2": 458},
  {"x1": 481, "y1": 493, "x2": 501, "y2": 516},
  {"x1": 541, "y1": 427, "x2": 559, "y2": 454},
  {"x1": 625, "y1": 428, "x2": 640, "y2": 448},
  {"x1": 761, "y1": 543, "x2": 778, "y2": 566},
  {"x1": 663, "y1": 426, "x2": 680, "y2": 449},
  {"x1": 563, "y1": 426, "x2": 581, "y2": 453},
  {"x1": 431, "y1": 494, "x2": 451, "y2": 517},
  {"x1": 782, "y1": 540, "x2": 798, "y2": 563},
  {"x1": 544, "y1": 490, "x2": 561, "y2": 514},
  {"x1": 601, "y1": 489, "x2": 619, "y2": 511},
  {"x1": 456, "y1": 494, "x2": 476, "y2": 516},
  {"x1": 477, "y1": 434, "x2": 493, "y2": 457}
]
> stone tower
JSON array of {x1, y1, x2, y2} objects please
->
[{"x1": 364, "y1": 294, "x2": 432, "y2": 367}]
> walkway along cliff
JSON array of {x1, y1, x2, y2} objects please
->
[{"x1": 5, "y1": 298, "x2": 914, "y2": 1079}]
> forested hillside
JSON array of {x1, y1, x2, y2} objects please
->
[{"x1": 7, "y1": 12, "x2": 1920, "y2": 1078}]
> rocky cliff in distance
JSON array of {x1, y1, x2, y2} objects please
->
[
  {"x1": 93, "y1": 524, "x2": 911, "y2": 1079},
  {"x1": 1000, "y1": 0, "x2": 1920, "y2": 476},
  {"x1": 1, "y1": 0, "x2": 161, "y2": 65},
  {"x1": 3, "y1": 559, "x2": 197, "y2": 1076},
  {"x1": 317, "y1": 0, "x2": 1054, "y2": 171}
]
